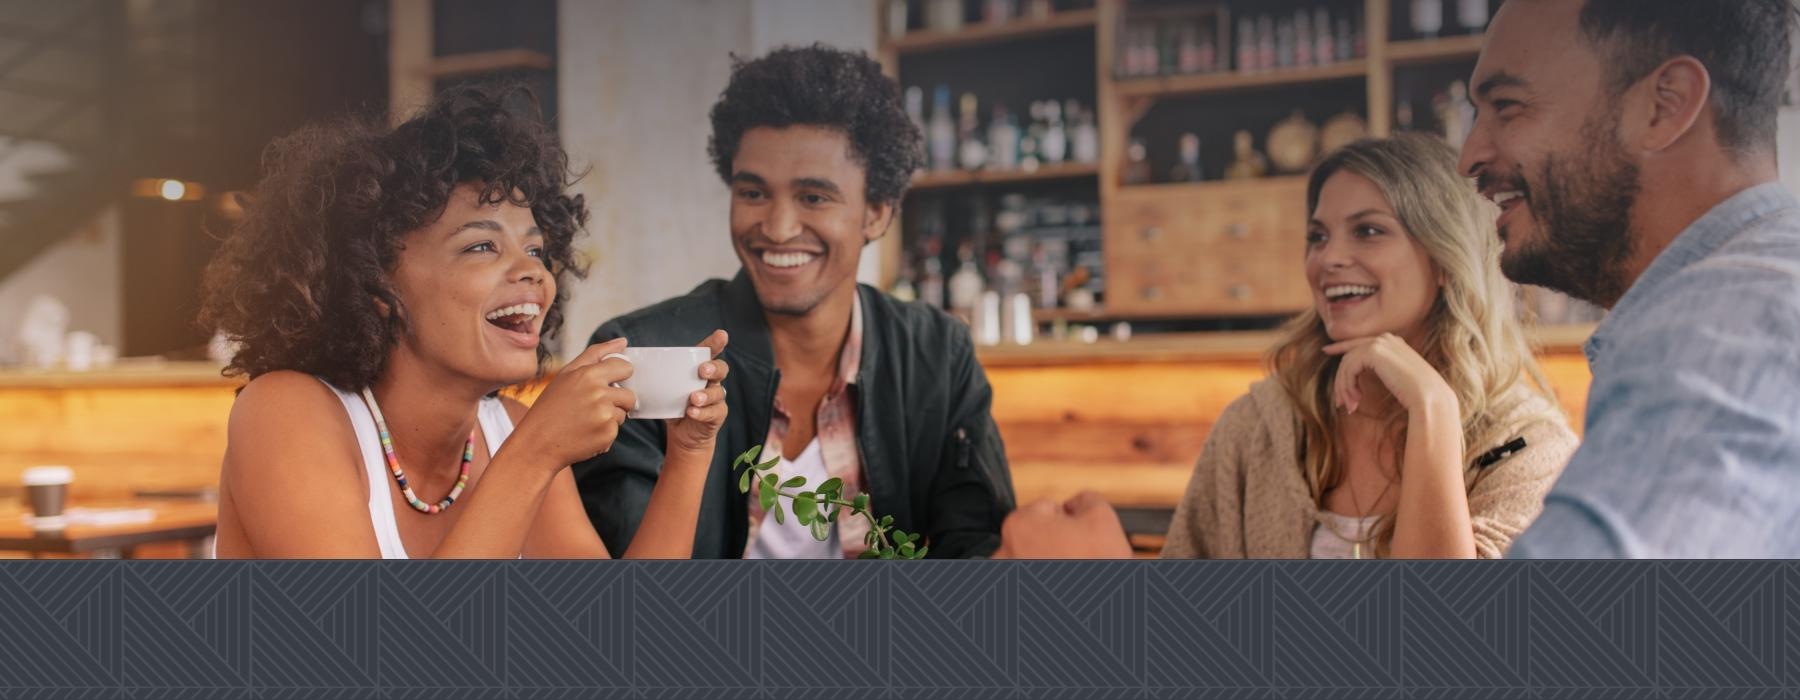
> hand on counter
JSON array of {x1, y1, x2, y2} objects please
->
[{"x1": 993, "y1": 491, "x2": 1134, "y2": 559}]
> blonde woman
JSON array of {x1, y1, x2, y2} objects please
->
[{"x1": 1161, "y1": 134, "x2": 1578, "y2": 559}]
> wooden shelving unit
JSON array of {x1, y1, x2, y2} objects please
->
[
  {"x1": 880, "y1": 0, "x2": 1507, "y2": 323},
  {"x1": 427, "y1": 49, "x2": 554, "y2": 79},
  {"x1": 882, "y1": 8, "x2": 1099, "y2": 55},
  {"x1": 1387, "y1": 34, "x2": 1485, "y2": 66},
  {"x1": 910, "y1": 161, "x2": 1099, "y2": 191},
  {"x1": 1113, "y1": 61, "x2": 1368, "y2": 99}
]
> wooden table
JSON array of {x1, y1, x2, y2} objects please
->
[{"x1": 0, "y1": 500, "x2": 217, "y2": 558}]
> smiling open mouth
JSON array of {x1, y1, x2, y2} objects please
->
[
  {"x1": 760, "y1": 250, "x2": 819, "y2": 269},
  {"x1": 484, "y1": 302, "x2": 541, "y2": 334},
  {"x1": 1323, "y1": 285, "x2": 1377, "y2": 303}
]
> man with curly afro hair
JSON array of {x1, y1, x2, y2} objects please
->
[{"x1": 572, "y1": 44, "x2": 1016, "y2": 559}]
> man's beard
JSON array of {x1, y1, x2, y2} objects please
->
[{"x1": 1495, "y1": 107, "x2": 1641, "y2": 308}]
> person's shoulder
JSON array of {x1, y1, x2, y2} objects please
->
[
  {"x1": 226, "y1": 372, "x2": 359, "y2": 475},
  {"x1": 590, "y1": 278, "x2": 731, "y2": 346},
  {"x1": 234, "y1": 370, "x2": 346, "y2": 422},
  {"x1": 861, "y1": 286, "x2": 973, "y2": 353},
  {"x1": 1218, "y1": 377, "x2": 1291, "y2": 442}
]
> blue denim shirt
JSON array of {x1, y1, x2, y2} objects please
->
[{"x1": 1509, "y1": 183, "x2": 1800, "y2": 558}]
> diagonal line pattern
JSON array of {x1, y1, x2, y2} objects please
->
[{"x1": 1269, "y1": 563, "x2": 1397, "y2": 689}]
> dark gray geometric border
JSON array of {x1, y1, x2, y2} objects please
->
[{"x1": 0, "y1": 561, "x2": 1790, "y2": 698}]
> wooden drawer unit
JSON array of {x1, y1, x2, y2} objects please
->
[{"x1": 1104, "y1": 177, "x2": 1311, "y2": 317}]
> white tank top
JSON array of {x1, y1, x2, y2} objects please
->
[
  {"x1": 744, "y1": 438, "x2": 841, "y2": 559},
  {"x1": 321, "y1": 379, "x2": 515, "y2": 559}
]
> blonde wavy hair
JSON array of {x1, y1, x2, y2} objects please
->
[{"x1": 1271, "y1": 134, "x2": 1563, "y2": 556}]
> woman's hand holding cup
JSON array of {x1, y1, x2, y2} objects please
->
[{"x1": 513, "y1": 337, "x2": 638, "y2": 470}]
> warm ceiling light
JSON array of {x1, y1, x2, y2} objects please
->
[{"x1": 159, "y1": 179, "x2": 186, "y2": 201}]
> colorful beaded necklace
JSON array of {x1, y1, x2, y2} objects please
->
[{"x1": 360, "y1": 387, "x2": 472, "y2": 514}]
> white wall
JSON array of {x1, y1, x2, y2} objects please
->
[
  {"x1": 556, "y1": 0, "x2": 878, "y2": 360},
  {"x1": 0, "y1": 207, "x2": 122, "y2": 364}
]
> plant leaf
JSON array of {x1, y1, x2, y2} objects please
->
[
  {"x1": 781, "y1": 475, "x2": 807, "y2": 489},
  {"x1": 852, "y1": 493, "x2": 869, "y2": 513},
  {"x1": 762, "y1": 473, "x2": 778, "y2": 490},
  {"x1": 758, "y1": 484, "x2": 777, "y2": 511},
  {"x1": 756, "y1": 456, "x2": 780, "y2": 472},
  {"x1": 864, "y1": 530, "x2": 878, "y2": 548},
  {"x1": 879, "y1": 515, "x2": 894, "y2": 528},
  {"x1": 772, "y1": 505, "x2": 785, "y2": 525},
  {"x1": 899, "y1": 542, "x2": 915, "y2": 557},
  {"x1": 828, "y1": 507, "x2": 840, "y2": 523},
  {"x1": 817, "y1": 477, "x2": 842, "y2": 497},
  {"x1": 733, "y1": 445, "x2": 762, "y2": 469},
  {"x1": 809, "y1": 518, "x2": 830, "y2": 542},
  {"x1": 859, "y1": 549, "x2": 880, "y2": 559},
  {"x1": 738, "y1": 468, "x2": 752, "y2": 494},
  {"x1": 794, "y1": 493, "x2": 815, "y2": 525},
  {"x1": 912, "y1": 546, "x2": 928, "y2": 559}
]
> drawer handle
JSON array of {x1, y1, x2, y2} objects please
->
[
  {"x1": 1141, "y1": 226, "x2": 1163, "y2": 242},
  {"x1": 1141, "y1": 286, "x2": 1164, "y2": 301},
  {"x1": 1228, "y1": 284, "x2": 1252, "y2": 300},
  {"x1": 1226, "y1": 222, "x2": 1250, "y2": 239}
]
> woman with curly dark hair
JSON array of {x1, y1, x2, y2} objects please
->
[{"x1": 202, "y1": 86, "x2": 729, "y2": 558}]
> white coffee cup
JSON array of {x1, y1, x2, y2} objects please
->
[{"x1": 603, "y1": 347, "x2": 710, "y2": 420}]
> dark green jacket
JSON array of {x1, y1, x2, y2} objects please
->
[{"x1": 573, "y1": 271, "x2": 1015, "y2": 558}]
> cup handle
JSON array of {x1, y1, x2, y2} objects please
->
[{"x1": 599, "y1": 353, "x2": 639, "y2": 414}]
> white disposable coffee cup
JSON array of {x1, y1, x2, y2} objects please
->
[
  {"x1": 602, "y1": 347, "x2": 710, "y2": 420},
  {"x1": 22, "y1": 465, "x2": 73, "y2": 530}
]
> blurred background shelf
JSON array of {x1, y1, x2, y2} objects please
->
[{"x1": 882, "y1": 7, "x2": 1098, "y2": 55}]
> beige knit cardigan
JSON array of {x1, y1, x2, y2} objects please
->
[{"x1": 1161, "y1": 377, "x2": 1578, "y2": 559}]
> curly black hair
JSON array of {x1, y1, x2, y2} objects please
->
[
  {"x1": 707, "y1": 44, "x2": 924, "y2": 206},
  {"x1": 198, "y1": 84, "x2": 589, "y2": 391}
]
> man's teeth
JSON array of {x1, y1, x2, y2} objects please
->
[
  {"x1": 484, "y1": 302, "x2": 541, "y2": 322},
  {"x1": 1324, "y1": 285, "x2": 1377, "y2": 301},
  {"x1": 1493, "y1": 191, "x2": 1525, "y2": 206},
  {"x1": 762, "y1": 251, "x2": 818, "y2": 269}
]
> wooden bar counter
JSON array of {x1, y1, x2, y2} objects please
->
[{"x1": 0, "y1": 325, "x2": 1594, "y2": 556}]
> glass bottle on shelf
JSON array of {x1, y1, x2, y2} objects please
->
[
  {"x1": 890, "y1": 259, "x2": 918, "y2": 302},
  {"x1": 1440, "y1": 80, "x2": 1475, "y2": 149},
  {"x1": 928, "y1": 85, "x2": 956, "y2": 171},
  {"x1": 885, "y1": 0, "x2": 910, "y2": 39},
  {"x1": 927, "y1": 0, "x2": 963, "y2": 32},
  {"x1": 905, "y1": 86, "x2": 926, "y2": 173},
  {"x1": 1071, "y1": 104, "x2": 1099, "y2": 164},
  {"x1": 1178, "y1": 23, "x2": 1201, "y2": 74},
  {"x1": 987, "y1": 103, "x2": 1019, "y2": 171},
  {"x1": 920, "y1": 255, "x2": 946, "y2": 309},
  {"x1": 983, "y1": 0, "x2": 1011, "y2": 24},
  {"x1": 1041, "y1": 100, "x2": 1067, "y2": 165},
  {"x1": 1335, "y1": 16, "x2": 1354, "y2": 62},
  {"x1": 1031, "y1": 241, "x2": 1060, "y2": 310},
  {"x1": 948, "y1": 241, "x2": 986, "y2": 320},
  {"x1": 1314, "y1": 8, "x2": 1334, "y2": 64},
  {"x1": 1198, "y1": 25, "x2": 1217, "y2": 72},
  {"x1": 1257, "y1": 15, "x2": 1276, "y2": 72},
  {"x1": 957, "y1": 92, "x2": 988, "y2": 170},
  {"x1": 1122, "y1": 137, "x2": 1153, "y2": 185},
  {"x1": 1169, "y1": 133, "x2": 1204, "y2": 182},
  {"x1": 1457, "y1": 0, "x2": 1490, "y2": 33},
  {"x1": 1276, "y1": 17, "x2": 1295, "y2": 68},
  {"x1": 1158, "y1": 23, "x2": 1179, "y2": 75},
  {"x1": 1294, "y1": 11, "x2": 1313, "y2": 67},
  {"x1": 1411, "y1": 0, "x2": 1444, "y2": 40},
  {"x1": 1224, "y1": 130, "x2": 1269, "y2": 180},
  {"x1": 1236, "y1": 18, "x2": 1256, "y2": 72}
]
